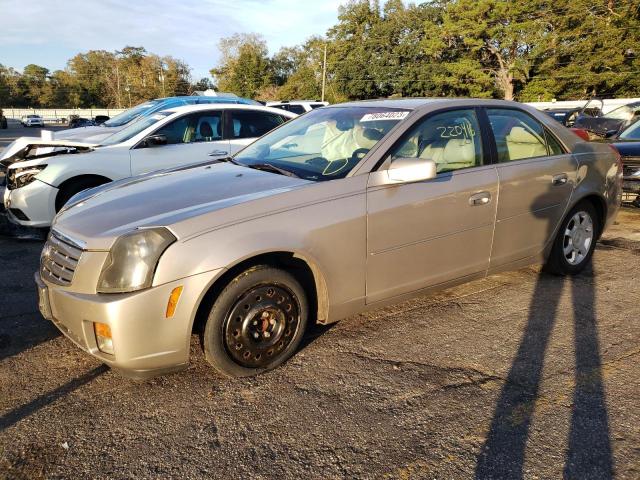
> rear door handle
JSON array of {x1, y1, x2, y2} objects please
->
[
  {"x1": 469, "y1": 191, "x2": 491, "y2": 206},
  {"x1": 208, "y1": 150, "x2": 228, "y2": 157},
  {"x1": 552, "y1": 173, "x2": 568, "y2": 186}
]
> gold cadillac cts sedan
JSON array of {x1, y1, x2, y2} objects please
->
[{"x1": 36, "y1": 99, "x2": 622, "y2": 378}]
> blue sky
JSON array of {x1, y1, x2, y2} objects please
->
[{"x1": 0, "y1": 0, "x2": 346, "y2": 80}]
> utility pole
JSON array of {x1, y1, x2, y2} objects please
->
[
  {"x1": 321, "y1": 43, "x2": 327, "y2": 102},
  {"x1": 159, "y1": 61, "x2": 166, "y2": 97},
  {"x1": 115, "y1": 64, "x2": 122, "y2": 109}
]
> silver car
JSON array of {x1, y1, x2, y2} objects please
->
[{"x1": 36, "y1": 99, "x2": 623, "y2": 379}]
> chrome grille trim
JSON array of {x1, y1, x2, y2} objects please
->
[{"x1": 40, "y1": 231, "x2": 84, "y2": 286}]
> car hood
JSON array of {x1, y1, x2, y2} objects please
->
[
  {"x1": 574, "y1": 116, "x2": 624, "y2": 137},
  {"x1": 609, "y1": 141, "x2": 640, "y2": 158},
  {"x1": 53, "y1": 162, "x2": 312, "y2": 250},
  {"x1": 0, "y1": 137, "x2": 97, "y2": 166}
]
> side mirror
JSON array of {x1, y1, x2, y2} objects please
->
[
  {"x1": 144, "y1": 134, "x2": 167, "y2": 147},
  {"x1": 386, "y1": 157, "x2": 437, "y2": 184}
]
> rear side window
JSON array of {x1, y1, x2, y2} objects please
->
[
  {"x1": 230, "y1": 110, "x2": 285, "y2": 139},
  {"x1": 287, "y1": 105, "x2": 306, "y2": 115},
  {"x1": 390, "y1": 109, "x2": 484, "y2": 174},
  {"x1": 545, "y1": 130, "x2": 566, "y2": 155},
  {"x1": 487, "y1": 109, "x2": 560, "y2": 162}
]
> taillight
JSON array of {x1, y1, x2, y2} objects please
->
[
  {"x1": 570, "y1": 128, "x2": 591, "y2": 142},
  {"x1": 608, "y1": 144, "x2": 623, "y2": 174}
]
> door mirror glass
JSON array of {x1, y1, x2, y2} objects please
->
[
  {"x1": 387, "y1": 157, "x2": 437, "y2": 183},
  {"x1": 144, "y1": 134, "x2": 167, "y2": 147}
]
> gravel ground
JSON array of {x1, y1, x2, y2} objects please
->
[{"x1": 0, "y1": 208, "x2": 639, "y2": 479}]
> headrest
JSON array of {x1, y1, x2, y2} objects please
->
[
  {"x1": 507, "y1": 126, "x2": 541, "y2": 144},
  {"x1": 200, "y1": 121, "x2": 213, "y2": 138},
  {"x1": 443, "y1": 138, "x2": 475, "y2": 163}
]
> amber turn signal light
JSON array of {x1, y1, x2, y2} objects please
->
[{"x1": 166, "y1": 286, "x2": 183, "y2": 318}]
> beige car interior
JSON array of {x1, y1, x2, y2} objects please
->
[{"x1": 503, "y1": 126, "x2": 547, "y2": 161}]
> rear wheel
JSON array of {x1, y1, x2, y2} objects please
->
[
  {"x1": 202, "y1": 265, "x2": 308, "y2": 377},
  {"x1": 544, "y1": 201, "x2": 599, "y2": 275}
]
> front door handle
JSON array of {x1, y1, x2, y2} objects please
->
[
  {"x1": 469, "y1": 191, "x2": 491, "y2": 206},
  {"x1": 552, "y1": 173, "x2": 568, "y2": 186},
  {"x1": 208, "y1": 150, "x2": 228, "y2": 157}
]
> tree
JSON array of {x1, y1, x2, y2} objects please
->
[
  {"x1": 428, "y1": 0, "x2": 551, "y2": 100},
  {"x1": 522, "y1": 0, "x2": 640, "y2": 100},
  {"x1": 211, "y1": 33, "x2": 273, "y2": 98}
]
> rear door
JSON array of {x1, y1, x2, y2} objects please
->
[
  {"x1": 227, "y1": 109, "x2": 289, "y2": 155},
  {"x1": 485, "y1": 108, "x2": 577, "y2": 268},
  {"x1": 366, "y1": 108, "x2": 498, "y2": 303},
  {"x1": 129, "y1": 110, "x2": 228, "y2": 175}
]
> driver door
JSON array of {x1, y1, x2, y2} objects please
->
[
  {"x1": 129, "y1": 111, "x2": 228, "y2": 175},
  {"x1": 366, "y1": 108, "x2": 498, "y2": 303}
]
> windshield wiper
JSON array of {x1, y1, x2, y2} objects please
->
[
  {"x1": 215, "y1": 156, "x2": 242, "y2": 165},
  {"x1": 246, "y1": 163, "x2": 300, "y2": 178}
]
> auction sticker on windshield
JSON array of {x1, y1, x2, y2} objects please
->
[{"x1": 361, "y1": 111, "x2": 409, "y2": 122}]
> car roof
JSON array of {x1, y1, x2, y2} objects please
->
[
  {"x1": 159, "y1": 103, "x2": 298, "y2": 116},
  {"x1": 328, "y1": 98, "x2": 529, "y2": 111}
]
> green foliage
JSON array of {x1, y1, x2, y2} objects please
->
[
  {"x1": 211, "y1": 34, "x2": 273, "y2": 98},
  {"x1": 1, "y1": 47, "x2": 193, "y2": 108},
  {"x1": 3, "y1": 1, "x2": 640, "y2": 107}
]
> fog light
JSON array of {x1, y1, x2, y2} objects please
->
[
  {"x1": 94, "y1": 322, "x2": 114, "y2": 355},
  {"x1": 165, "y1": 286, "x2": 183, "y2": 318}
]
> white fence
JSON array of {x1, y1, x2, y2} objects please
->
[{"x1": 0, "y1": 108, "x2": 127, "y2": 123}]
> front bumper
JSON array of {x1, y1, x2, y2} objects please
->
[
  {"x1": 36, "y1": 267, "x2": 221, "y2": 379},
  {"x1": 3, "y1": 179, "x2": 58, "y2": 227}
]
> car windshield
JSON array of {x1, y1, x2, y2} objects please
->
[
  {"x1": 604, "y1": 105, "x2": 636, "y2": 120},
  {"x1": 233, "y1": 106, "x2": 409, "y2": 181},
  {"x1": 99, "y1": 112, "x2": 172, "y2": 146},
  {"x1": 618, "y1": 120, "x2": 640, "y2": 140},
  {"x1": 103, "y1": 100, "x2": 162, "y2": 127}
]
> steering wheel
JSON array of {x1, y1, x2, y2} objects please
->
[
  {"x1": 350, "y1": 148, "x2": 370, "y2": 162},
  {"x1": 305, "y1": 156, "x2": 328, "y2": 167}
]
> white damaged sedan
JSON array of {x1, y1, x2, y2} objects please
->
[{"x1": 1, "y1": 104, "x2": 296, "y2": 227}]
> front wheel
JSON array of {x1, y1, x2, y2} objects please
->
[
  {"x1": 202, "y1": 266, "x2": 308, "y2": 377},
  {"x1": 544, "y1": 201, "x2": 599, "y2": 275}
]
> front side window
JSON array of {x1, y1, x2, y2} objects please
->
[
  {"x1": 487, "y1": 109, "x2": 550, "y2": 162},
  {"x1": 230, "y1": 111, "x2": 285, "y2": 139},
  {"x1": 389, "y1": 109, "x2": 483, "y2": 174},
  {"x1": 153, "y1": 111, "x2": 223, "y2": 145},
  {"x1": 234, "y1": 106, "x2": 408, "y2": 181}
]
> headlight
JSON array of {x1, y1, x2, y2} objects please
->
[
  {"x1": 10, "y1": 165, "x2": 47, "y2": 189},
  {"x1": 97, "y1": 228, "x2": 176, "y2": 293}
]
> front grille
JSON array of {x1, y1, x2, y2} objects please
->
[{"x1": 40, "y1": 231, "x2": 84, "y2": 286}]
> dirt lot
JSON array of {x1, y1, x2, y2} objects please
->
[{"x1": 0, "y1": 208, "x2": 639, "y2": 479}]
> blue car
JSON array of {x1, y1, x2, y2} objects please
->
[{"x1": 55, "y1": 95, "x2": 259, "y2": 142}]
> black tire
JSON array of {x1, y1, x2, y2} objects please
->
[
  {"x1": 54, "y1": 177, "x2": 109, "y2": 212},
  {"x1": 544, "y1": 201, "x2": 600, "y2": 276},
  {"x1": 202, "y1": 265, "x2": 309, "y2": 377}
]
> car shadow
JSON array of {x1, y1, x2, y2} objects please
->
[
  {"x1": 0, "y1": 234, "x2": 60, "y2": 362},
  {"x1": 0, "y1": 365, "x2": 107, "y2": 432},
  {"x1": 475, "y1": 148, "x2": 613, "y2": 478}
]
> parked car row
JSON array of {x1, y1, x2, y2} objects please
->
[
  {"x1": 0, "y1": 97, "x2": 623, "y2": 380},
  {"x1": 1, "y1": 104, "x2": 296, "y2": 227}
]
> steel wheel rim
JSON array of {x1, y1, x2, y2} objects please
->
[
  {"x1": 223, "y1": 283, "x2": 300, "y2": 368},
  {"x1": 562, "y1": 210, "x2": 594, "y2": 266}
]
